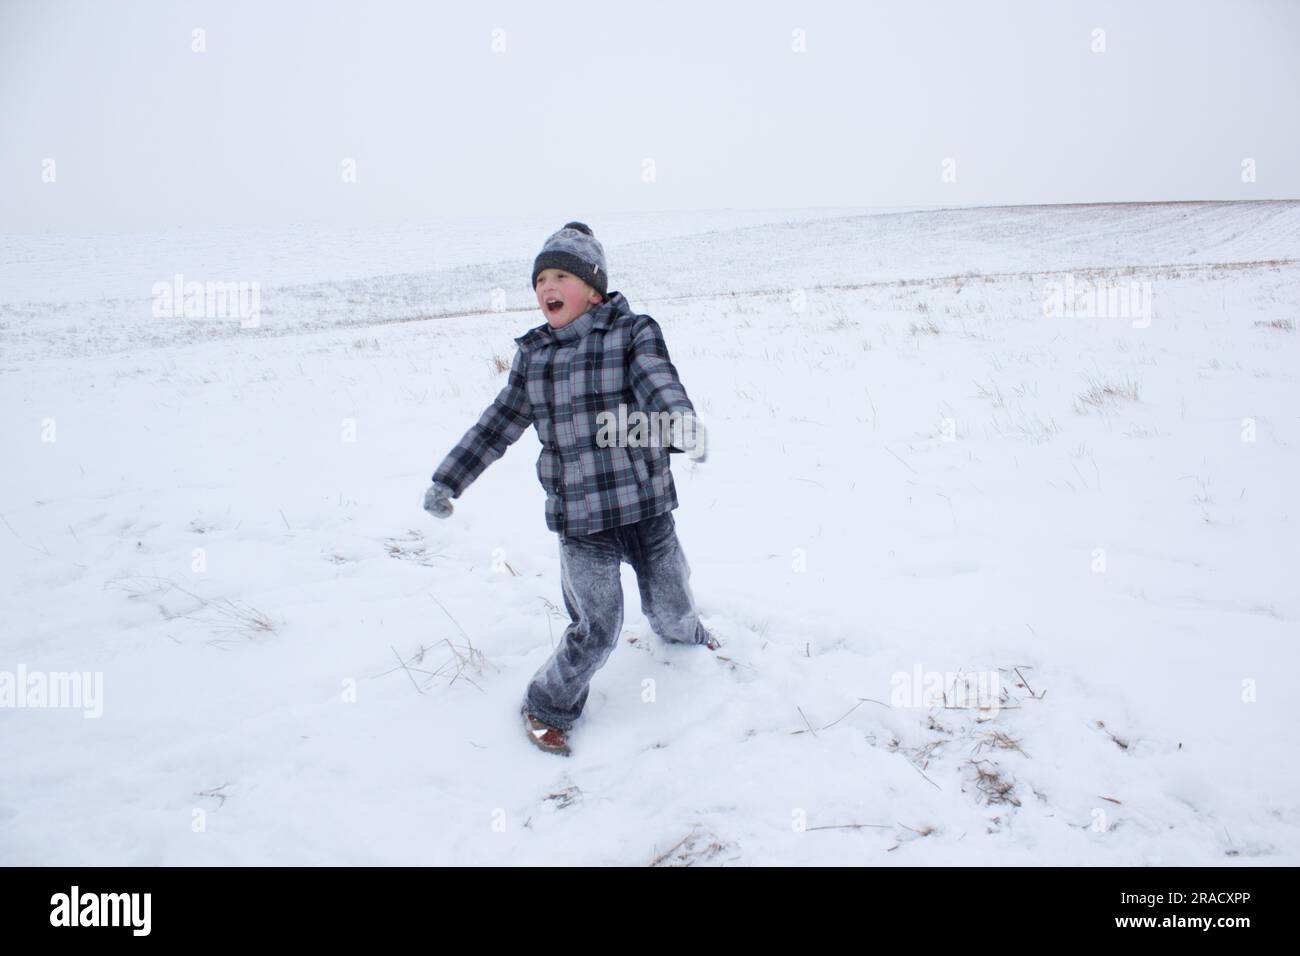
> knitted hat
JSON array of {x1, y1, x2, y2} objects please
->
[{"x1": 531, "y1": 221, "x2": 607, "y2": 297}]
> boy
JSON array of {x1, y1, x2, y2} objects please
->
[{"x1": 423, "y1": 222, "x2": 715, "y2": 756}]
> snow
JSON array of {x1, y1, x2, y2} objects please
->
[{"x1": 2, "y1": 201, "x2": 1298, "y2": 864}]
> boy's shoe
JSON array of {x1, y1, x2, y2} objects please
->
[
  {"x1": 701, "y1": 629, "x2": 721, "y2": 651},
  {"x1": 523, "y1": 707, "x2": 571, "y2": 756}
]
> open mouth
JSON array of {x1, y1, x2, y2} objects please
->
[{"x1": 546, "y1": 299, "x2": 564, "y2": 314}]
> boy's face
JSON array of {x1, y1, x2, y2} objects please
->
[{"x1": 535, "y1": 268, "x2": 603, "y2": 329}]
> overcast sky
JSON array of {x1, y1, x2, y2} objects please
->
[{"x1": 2, "y1": 0, "x2": 1297, "y2": 233}]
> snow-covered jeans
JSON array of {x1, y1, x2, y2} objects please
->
[{"x1": 523, "y1": 510, "x2": 709, "y2": 731}]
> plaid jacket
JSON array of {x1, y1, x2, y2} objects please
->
[{"x1": 431, "y1": 291, "x2": 696, "y2": 537}]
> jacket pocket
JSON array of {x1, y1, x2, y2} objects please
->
[
  {"x1": 626, "y1": 443, "x2": 651, "y2": 490},
  {"x1": 536, "y1": 446, "x2": 560, "y2": 494},
  {"x1": 647, "y1": 442, "x2": 672, "y2": 493}
]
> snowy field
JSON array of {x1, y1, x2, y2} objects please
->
[{"x1": 2, "y1": 201, "x2": 1298, "y2": 865}]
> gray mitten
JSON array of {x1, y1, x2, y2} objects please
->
[
  {"x1": 423, "y1": 481, "x2": 455, "y2": 518},
  {"x1": 667, "y1": 412, "x2": 708, "y2": 463}
]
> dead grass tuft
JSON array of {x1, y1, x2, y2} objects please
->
[{"x1": 1074, "y1": 373, "x2": 1140, "y2": 412}]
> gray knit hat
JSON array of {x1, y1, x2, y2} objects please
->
[{"x1": 531, "y1": 221, "x2": 607, "y2": 297}]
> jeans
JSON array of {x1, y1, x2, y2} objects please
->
[{"x1": 523, "y1": 510, "x2": 709, "y2": 730}]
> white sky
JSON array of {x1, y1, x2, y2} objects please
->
[{"x1": 2, "y1": 0, "x2": 1297, "y2": 232}]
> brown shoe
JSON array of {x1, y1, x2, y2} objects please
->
[{"x1": 523, "y1": 708, "x2": 571, "y2": 756}]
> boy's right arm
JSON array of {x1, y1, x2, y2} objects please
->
[{"x1": 430, "y1": 348, "x2": 533, "y2": 499}]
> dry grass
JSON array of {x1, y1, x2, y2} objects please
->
[
  {"x1": 383, "y1": 529, "x2": 442, "y2": 566},
  {"x1": 966, "y1": 758, "x2": 1022, "y2": 807},
  {"x1": 1253, "y1": 318, "x2": 1294, "y2": 331},
  {"x1": 1074, "y1": 373, "x2": 1140, "y2": 413},
  {"x1": 492, "y1": 353, "x2": 511, "y2": 373},
  {"x1": 823, "y1": 300, "x2": 857, "y2": 331},
  {"x1": 107, "y1": 574, "x2": 277, "y2": 641},
  {"x1": 975, "y1": 378, "x2": 1006, "y2": 409},
  {"x1": 648, "y1": 827, "x2": 732, "y2": 866},
  {"x1": 545, "y1": 785, "x2": 582, "y2": 809},
  {"x1": 1096, "y1": 719, "x2": 1130, "y2": 750},
  {"x1": 972, "y1": 730, "x2": 1029, "y2": 757},
  {"x1": 380, "y1": 636, "x2": 495, "y2": 693},
  {"x1": 988, "y1": 405, "x2": 1063, "y2": 443}
]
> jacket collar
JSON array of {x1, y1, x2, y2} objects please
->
[{"x1": 515, "y1": 290, "x2": 630, "y2": 351}]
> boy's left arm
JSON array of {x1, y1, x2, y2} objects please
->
[
  {"x1": 627, "y1": 314, "x2": 695, "y2": 416},
  {"x1": 627, "y1": 314, "x2": 706, "y2": 461}
]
